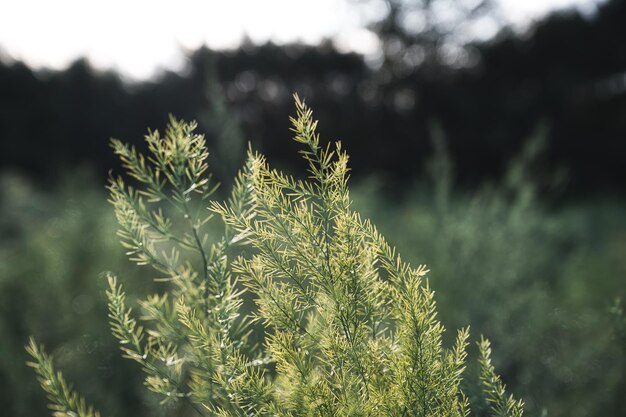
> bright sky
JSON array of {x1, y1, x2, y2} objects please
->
[{"x1": 0, "y1": 0, "x2": 601, "y2": 80}]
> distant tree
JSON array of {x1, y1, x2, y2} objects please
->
[{"x1": 356, "y1": 0, "x2": 498, "y2": 76}]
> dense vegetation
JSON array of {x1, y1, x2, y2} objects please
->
[
  {"x1": 26, "y1": 98, "x2": 527, "y2": 417},
  {"x1": 2, "y1": 98, "x2": 623, "y2": 417},
  {"x1": 2, "y1": 0, "x2": 626, "y2": 194},
  {"x1": 2, "y1": 1, "x2": 625, "y2": 415}
]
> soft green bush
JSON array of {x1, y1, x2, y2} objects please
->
[
  {"x1": 0, "y1": 173, "x2": 162, "y2": 417},
  {"x1": 28, "y1": 97, "x2": 524, "y2": 417},
  {"x1": 351, "y1": 133, "x2": 626, "y2": 417}
]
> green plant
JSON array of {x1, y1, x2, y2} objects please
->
[
  {"x1": 351, "y1": 128, "x2": 626, "y2": 417},
  {"x1": 28, "y1": 96, "x2": 523, "y2": 417},
  {"x1": 0, "y1": 173, "x2": 161, "y2": 417}
]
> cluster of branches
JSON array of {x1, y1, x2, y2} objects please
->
[{"x1": 28, "y1": 96, "x2": 523, "y2": 417}]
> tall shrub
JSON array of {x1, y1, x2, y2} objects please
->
[{"x1": 28, "y1": 96, "x2": 523, "y2": 417}]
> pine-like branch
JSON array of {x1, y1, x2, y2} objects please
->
[{"x1": 26, "y1": 339, "x2": 101, "y2": 417}]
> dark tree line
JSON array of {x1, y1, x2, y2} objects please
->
[{"x1": 1, "y1": 0, "x2": 625, "y2": 196}]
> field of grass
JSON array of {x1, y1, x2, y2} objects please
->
[
  {"x1": 352, "y1": 177, "x2": 626, "y2": 417},
  {"x1": 1, "y1": 169, "x2": 624, "y2": 417}
]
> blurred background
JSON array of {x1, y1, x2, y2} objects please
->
[{"x1": 1, "y1": 0, "x2": 625, "y2": 416}]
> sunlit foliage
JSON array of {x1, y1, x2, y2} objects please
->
[{"x1": 28, "y1": 96, "x2": 522, "y2": 417}]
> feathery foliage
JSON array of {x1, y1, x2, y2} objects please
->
[
  {"x1": 26, "y1": 338, "x2": 101, "y2": 417},
  {"x1": 477, "y1": 338, "x2": 524, "y2": 417},
  {"x1": 28, "y1": 95, "x2": 523, "y2": 417}
]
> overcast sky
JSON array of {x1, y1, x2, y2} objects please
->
[{"x1": 0, "y1": 0, "x2": 602, "y2": 80}]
